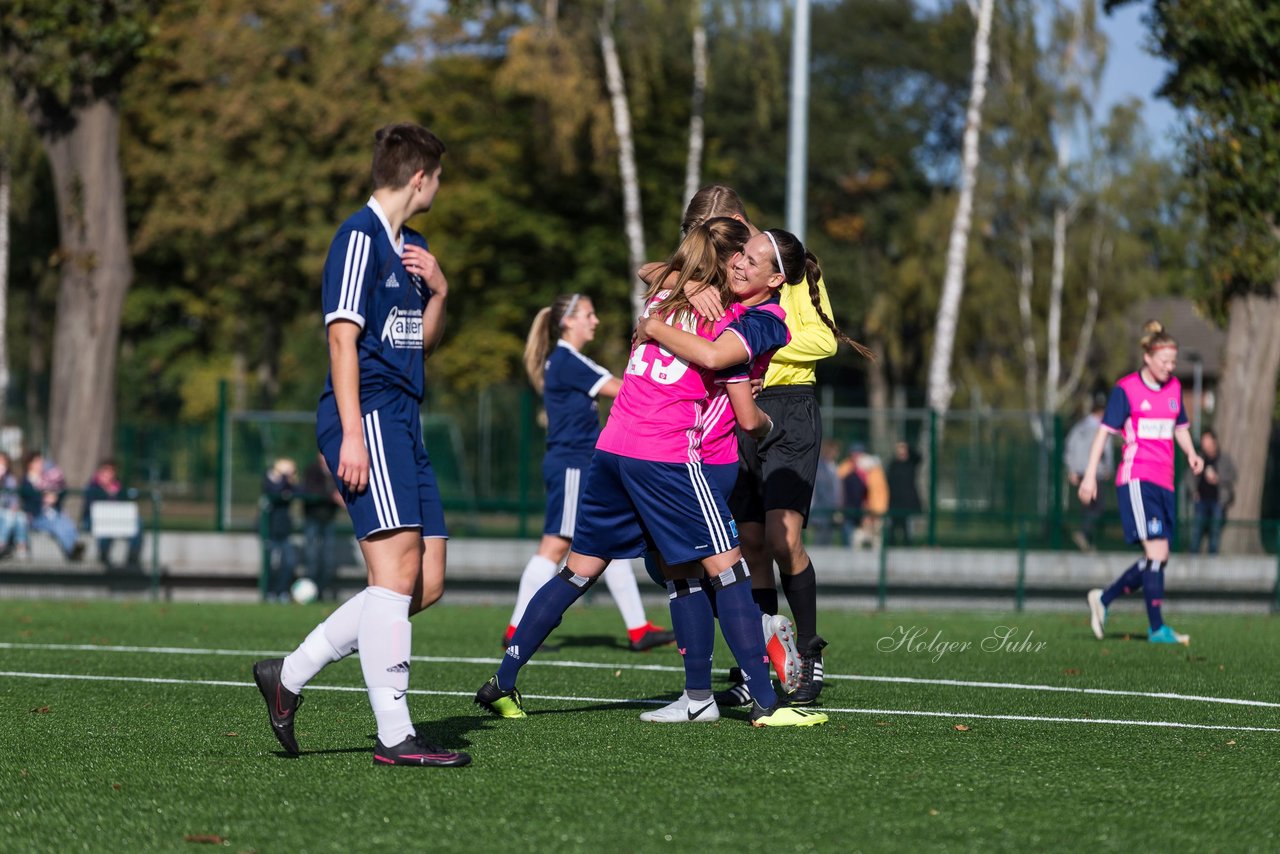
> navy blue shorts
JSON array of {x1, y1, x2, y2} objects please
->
[
  {"x1": 640, "y1": 462, "x2": 738, "y2": 587},
  {"x1": 316, "y1": 393, "x2": 448, "y2": 541},
  {"x1": 571, "y1": 451, "x2": 739, "y2": 566},
  {"x1": 1117, "y1": 480, "x2": 1175, "y2": 544},
  {"x1": 542, "y1": 452, "x2": 592, "y2": 538}
]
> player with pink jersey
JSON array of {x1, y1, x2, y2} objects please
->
[
  {"x1": 475, "y1": 218, "x2": 826, "y2": 728},
  {"x1": 631, "y1": 246, "x2": 812, "y2": 722},
  {"x1": 1077, "y1": 321, "x2": 1203, "y2": 645},
  {"x1": 698, "y1": 300, "x2": 790, "y2": 467}
]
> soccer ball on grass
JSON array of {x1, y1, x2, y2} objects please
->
[{"x1": 290, "y1": 577, "x2": 319, "y2": 605}]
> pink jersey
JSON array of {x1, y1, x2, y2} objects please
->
[
  {"x1": 698, "y1": 301, "x2": 790, "y2": 465},
  {"x1": 596, "y1": 293, "x2": 719, "y2": 464},
  {"x1": 1102, "y1": 371, "x2": 1189, "y2": 492}
]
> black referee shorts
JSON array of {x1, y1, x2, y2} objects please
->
[{"x1": 728, "y1": 385, "x2": 821, "y2": 526}]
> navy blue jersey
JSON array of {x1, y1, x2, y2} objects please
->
[
  {"x1": 320, "y1": 199, "x2": 433, "y2": 410},
  {"x1": 543, "y1": 341, "x2": 613, "y2": 455},
  {"x1": 716, "y1": 296, "x2": 789, "y2": 382}
]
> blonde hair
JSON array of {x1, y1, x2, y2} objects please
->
[
  {"x1": 1139, "y1": 319, "x2": 1177, "y2": 354},
  {"x1": 523, "y1": 294, "x2": 584, "y2": 393},
  {"x1": 645, "y1": 218, "x2": 750, "y2": 329}
]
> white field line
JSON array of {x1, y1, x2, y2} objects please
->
[
  {"x1": 3, "y1": 640, "x2": 1278, "y2": 710},
  {"x1": 2, "y1": 670, "x2": 1278, "y2": 734}
]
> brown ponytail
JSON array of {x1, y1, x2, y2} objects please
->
[
  {"x1": 681, "y1": 184, "x2": 750, "y2": 236},
  {"x1": 646, "y1": 218, "x2": 749, "y2": 328},
  {"x1": 767, "y1": 229, "x2": 875, "y2": 360}
]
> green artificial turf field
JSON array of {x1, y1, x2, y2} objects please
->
[{"x1": 1, "y1": 598, "x2": 1277, "y2": 852}]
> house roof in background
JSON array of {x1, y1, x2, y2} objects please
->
[{"x1": 1132, "y1": 296, "x2": 1225, "y2": 380}]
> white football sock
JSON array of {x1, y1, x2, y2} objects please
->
[
  {"x1": 358, "y1": 586, "x2": 415, "y2": 746},
  {"x1": 603, "y1": 559, "x2": 647, "y2": 631},
  {"x1": 280, "y1": 590, "x2": 367, "y2": 694},
  {"x1": 508, "y1": 554, "x2": 559, "y2": 629}
]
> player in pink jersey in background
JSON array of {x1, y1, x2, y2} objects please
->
[{"x1": 1077, "y1": 320, "x2": 1203, "y2": 645}]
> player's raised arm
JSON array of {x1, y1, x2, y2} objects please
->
[{"x1": 636, "y1": 315, "x2": 749, "y2": 370}]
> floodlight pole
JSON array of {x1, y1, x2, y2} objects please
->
[{"x1": 785, "y1": 0, "x2": 811, "y2": 242}]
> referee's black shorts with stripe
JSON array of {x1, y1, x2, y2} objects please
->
[{"x1": 729, "y1": 385, "x2": 821, "y2": 526}]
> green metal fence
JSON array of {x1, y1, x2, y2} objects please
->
[{"x1": 99, "y1": 381, "x2": 1280, "y2": 555}]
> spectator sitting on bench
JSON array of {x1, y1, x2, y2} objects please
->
[
  {"x1": 0, "y1": 452, "x2": 31, "y2": 559},
  {"x1": 20, "y1": 452, "x2": 84, "y2": 561},
  {"x1": 82, "y1": 458, "x2": 143, "y2": 570}
]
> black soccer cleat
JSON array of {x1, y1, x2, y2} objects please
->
[
  {"x1": 628, "y1": 624, "x2": 677, "y2": 652},
  {"x1": 373, "y1": 733, "x2": 471, "y2": 767},
  {"x1": 790, "y1": 636, "x2": 828, "y2": 706},
  {"x1": 712, "y1": 667, "x2": 753, "y2": 708},
  {"x1": 474, "y1": 675, "x2": 528, "y2": 718},
  {"x1": 749, "y1": 697, "x2": 828, "y2": 728},
  {"x1": 253, "y1": 658, "x2": 302, "y2": 755}
]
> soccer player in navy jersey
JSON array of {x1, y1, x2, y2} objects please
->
[
  {"x1": 502, "y1": 293, "x2": 676, "y2": 653},
  {"x1": 252, "y1": 123, "x2": 469, "y2": 768}
]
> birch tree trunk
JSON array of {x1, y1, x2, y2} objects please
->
[
  {"x1": 599, "y1": 0, "x2": 648, "y2": 319},
  {"x1": 1016, "y1": 223, "x2": 1042, "y2": 441},
  {"x1": 1215, "y1": 293, "x2": 1280, "y2": 554},
  {"x1": 1045, "y1": 138, "x2": 1071, "y2": 416},
  {"x1": 1058, "y1": 222, "x2": 1104, "y2": 407},
  {"x1": 41, "y1": 100, "x2": 132, "y2": 487},
  {"x1": 926, "y1": 0, "x2": 994, "y2": 415},
  {"x1": 682, "y1": 3, "x2": 707, "y2": 209}
]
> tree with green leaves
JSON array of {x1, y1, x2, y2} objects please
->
[
  {"x1": 1111, "y1": 0, "x2": 1280, "y2": 545},
  {"x1": 119, "y1": 0, "x2": 423, "y2": 419},
  {"x1": 0, "y1": 0, "x2": 159, "y2": 486}
]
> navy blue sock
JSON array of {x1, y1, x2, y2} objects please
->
[
  {"x1": 752, "y1": 587, "x2": 779, "y2": 616},
  {"x1": 710, "y1": 560, "x2": 778, "y2": 708},
  {"x1": 780, "y1": 562, "x2": 818, "y2": 647},
  {"x1": 1142, "y1": 560, "x2": 1166, "y2": 631},
  {"x1": 1101, "y1": 559, "x2": 1146, "y2": 607},
  {"x1": 666, "y1": 579, "x2": 715, "y2": 692},
  {"x1": 496, "y1": 567, "x2": 593, "y2": 690}
]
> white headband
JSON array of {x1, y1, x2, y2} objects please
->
[
  {"x1": 560, "y1": 294, "x2": 581, "y2": 326},
  {"x1": 763, "y1": 231, "x2": 787, "y2": 281}
]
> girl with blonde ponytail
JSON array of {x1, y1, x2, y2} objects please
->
[
  {"x1": 1077, "y1": 320, "x2": 1203, "y2": 646},
  {"x1": 504, "y1": 294, "x2": 676, "y2": 653}
]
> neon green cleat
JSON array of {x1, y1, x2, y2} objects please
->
[
  {"x1": 749, "y1": 700, "x2": 828, "y2": 728},
  {"x1": 475, "y1": 675, "x2": 527, "y2": 718}
]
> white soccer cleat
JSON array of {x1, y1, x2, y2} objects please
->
[
  {"x1": 763, "y1": 613, "x2": 802, "y2": 693},
  {"x1": 1086, "y1": 588, "x2": 1107, "y2": 640},
  {"x1": 639, "y1": 691, "x2": 720, "y2": 723}
]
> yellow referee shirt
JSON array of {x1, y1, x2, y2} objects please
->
[{"x1": 763, "y1": 275, "x2": 837, "y2": 388}]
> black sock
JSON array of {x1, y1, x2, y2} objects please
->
[
  {"x1": 752, "y1": 587, "x2": 778, "y2": 616},
  {"x1": 780, "y1": 562, "x2": 817, "y2": 647}
]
